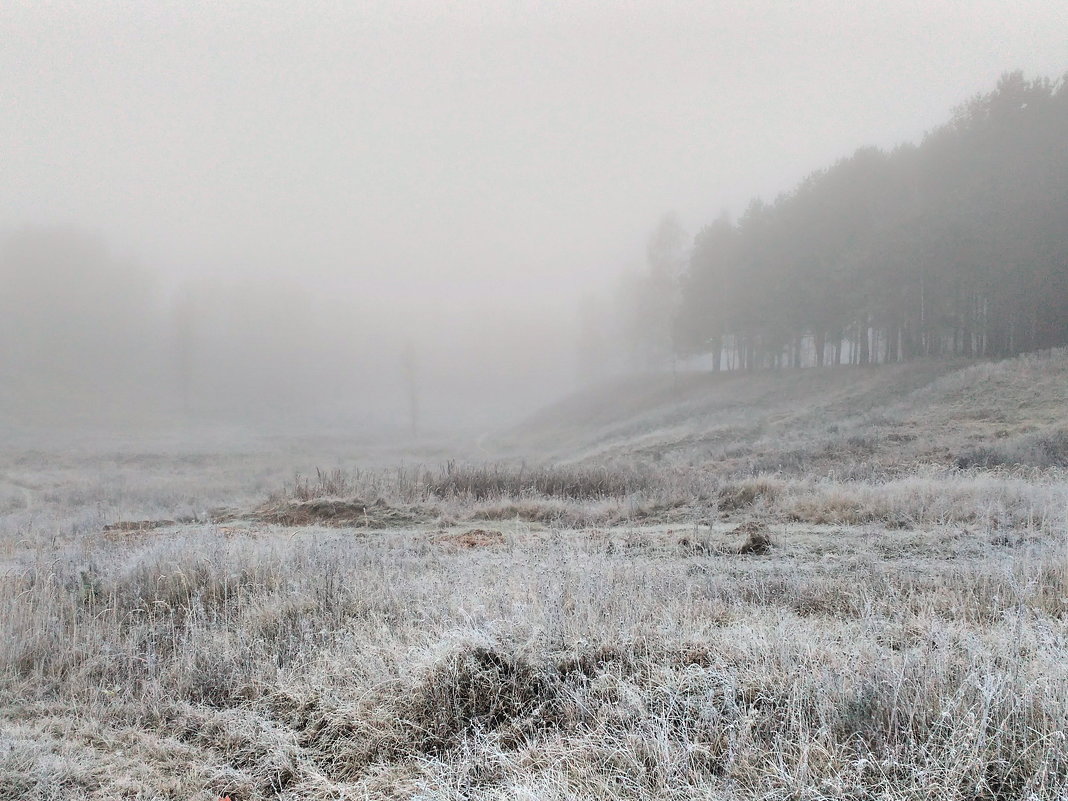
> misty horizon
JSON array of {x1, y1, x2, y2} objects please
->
[{"x1": 3, "y1": 2, "x2": 1067, "y2": 434}]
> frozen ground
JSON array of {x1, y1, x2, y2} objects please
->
[{"x1": 1, "y1": 352, "x2": 1067, "y2": 799}]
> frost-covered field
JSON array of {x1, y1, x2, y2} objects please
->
[
  {"x1": 2, "y1": 355, "x2": 1067, "y2": 799},
  {"x1": 1, "y1": 445, "x2": 1067, "y2": 800}
]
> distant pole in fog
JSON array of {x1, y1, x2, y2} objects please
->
[
  {"x1": 402, "y1": 339, "x2": 419, "y2": 436},
  {"x1": 173, "y1": 287, "x2": 195, "y2": 420}
]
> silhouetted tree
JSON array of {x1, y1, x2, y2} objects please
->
[{"x1": 622, "y1": 212, "x2": 687, "y2": 369}]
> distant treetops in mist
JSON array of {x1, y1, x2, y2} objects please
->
[{"x1": 623, "y1": 71, "x2": 1068, "y2": 371}]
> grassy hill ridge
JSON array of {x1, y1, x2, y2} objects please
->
[{"x1": 500, "y1": 351, "x2": 1068, "y2": 474}]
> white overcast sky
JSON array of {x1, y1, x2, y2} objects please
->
[{"x1": 3, "y1": 0, "x2": 1067, "y2": 306}]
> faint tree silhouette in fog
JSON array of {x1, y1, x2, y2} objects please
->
[
  {"x1": 0, "y1": 226, "x2": 161, "y2": 414},
  {"x1": 622, "y1": 212, "x2": 687, "y2": 370}
]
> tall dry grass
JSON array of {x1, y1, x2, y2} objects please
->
[
  {"x1": 716, "y1": 467, "x2": 1068, "y2": 529},
  {"x1": 259, "y1": 463, "x2": 1068, "y2": 536}
]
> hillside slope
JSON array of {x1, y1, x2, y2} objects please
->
[{"x1": 499, "y1": 350, "x2": 1068, "y2": 474}]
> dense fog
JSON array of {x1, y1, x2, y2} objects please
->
[
  {"x1": 3, "y1": 2, "x2": 1067, "y2": 436},
  {"x1": 0, "y1": 226, "x2": 580, "y2": 432}
]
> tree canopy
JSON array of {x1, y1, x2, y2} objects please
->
[{"x1": 668, "y1": 71, "x2": 1068, "y2": 370}]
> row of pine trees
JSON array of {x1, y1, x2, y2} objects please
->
[{"x1": 634, "y1": 72, "x2": 1068, "y2": 371}]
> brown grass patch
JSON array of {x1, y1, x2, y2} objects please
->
[
  {"x1": 432, "y1": 529, "x2": 505, "y2": 548},
  {"x1": 238, "y1": 498, "x2": 421, "y2": 528}
]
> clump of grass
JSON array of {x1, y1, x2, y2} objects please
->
[
  {"x1": 716, "y1": 477, "x2": 783, "y2": 511},
  {"x1": 288, "y1": 462, "x2": 673, "y2": 503},
  {"x1": 955, "y1": 429, "x2": 1068, "y2": 469},
  {"x1": 291, "y1": 467, "x2": 354, "y2": 500},
  {"x1": 737, "y1": 526, "x2": 773, "y2": 555},
  {"x1": 264, "y1": 461, "x2": 710, "y2": 527},
  {"x1": 402, "y1": 644, "x2": 569, "y2": 753},
  {"x1": 718, "y1": 468, "x2": 1068, "y2": 530},
  {"x1": 424, "y1": 461, "x2": 661, "y2": 501}
]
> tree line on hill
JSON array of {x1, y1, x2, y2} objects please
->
[{"x1": 621, "y1": 71, "x2": 1068, "y2": 371}]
